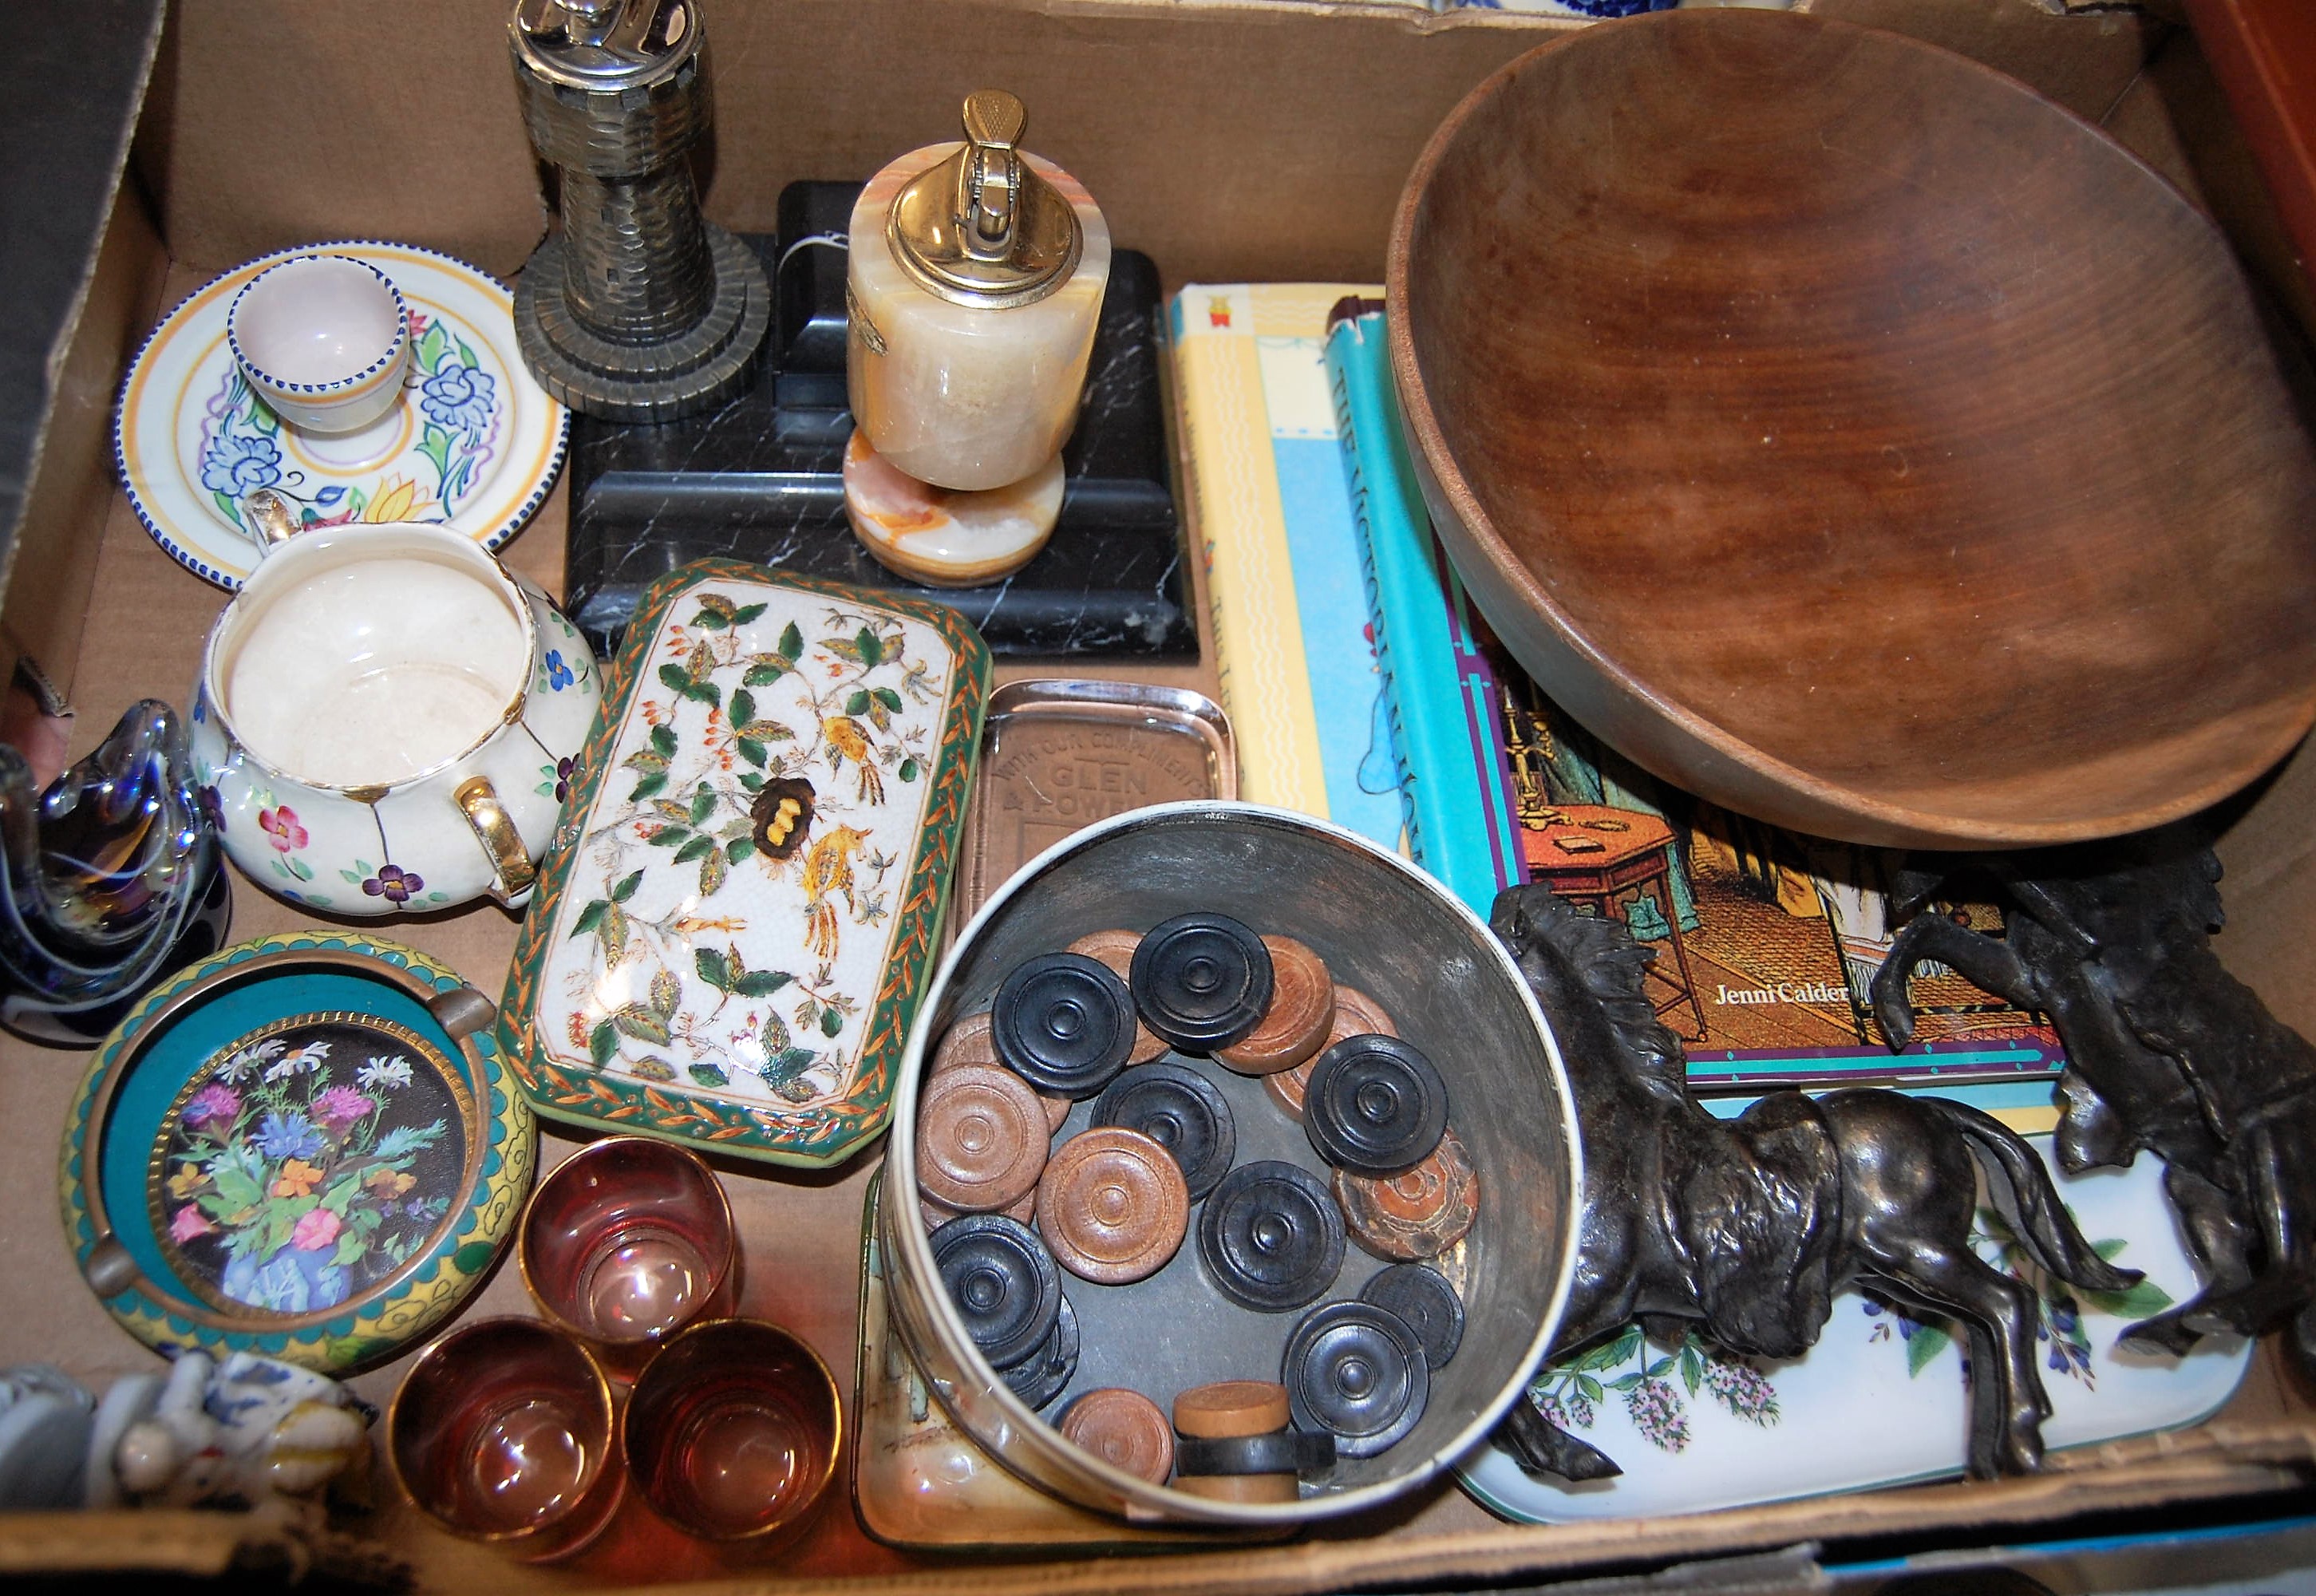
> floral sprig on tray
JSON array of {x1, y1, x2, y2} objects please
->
[
  {"x1": 1530, "y1": 1324, "x2": 1780, "y2": 1456},
  {"x1": 1866, "y1": 1208, "x2": 2174, "y2": 1390}
]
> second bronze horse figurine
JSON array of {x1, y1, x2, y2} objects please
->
[
  {"x1": 1488, "y1": 886, "x2": 2136, "y2": 1482},
  {"x1": 1873, "y1": 830, "x2": 2316, "y2": 1377}
]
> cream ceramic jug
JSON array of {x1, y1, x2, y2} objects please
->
[{"x1": 187, "y1": 492, "x2": 601, "y2": 915}]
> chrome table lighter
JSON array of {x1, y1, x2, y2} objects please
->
[{"x1": 508, "y1": 0, "x2": 769, "y2": 421}]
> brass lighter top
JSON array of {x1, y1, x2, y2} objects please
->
[{"x1": 887, "y1": 90, "x2": 1084, "y2": 310}]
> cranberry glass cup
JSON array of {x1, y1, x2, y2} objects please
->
[
  {"x1": 386, "y1": 1317, "x2": 623, "y2": 1560},
  {"x1": 622, "y1": 1317, "x2": 842, "y2": 1544},
  {"x1": 520, "y1": 1136, "x2": 739, "y2": 1375}
]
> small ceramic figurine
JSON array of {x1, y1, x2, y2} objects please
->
[
  {"x1": 1872, "y1": 829, "x2": 2316, "y2": 1381},
  {"x1": 91, "y1": 1350, "x2": 370, "y2": 1511},
  {"x1": 0, "y1": 1365, "x2": 97, "y2": 1509},
  {"x1": 0, "y1": 699, "x2": 229, "y2": 1045},
  {"x1": 1486, "y1": 886, "x2": 2134, "y2": 1482}
]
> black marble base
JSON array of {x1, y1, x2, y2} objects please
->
[{"x1": 563, "y1": 183, "x2": 1193, "y2": 661}]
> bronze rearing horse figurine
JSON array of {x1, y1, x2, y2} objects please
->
[
  {"x1": 1488, "y1": 886, "x2": 2136, "y2": 1481},
  {"x1": 1872, "y1": 832, "x2": 2316, "y2": 1375}
]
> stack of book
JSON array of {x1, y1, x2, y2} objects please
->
[
  {"x1": 1172, "y1": 285, "x2": 2064, "y2": 1100},
  {"x1": 1172, "y1": 293, "x2": 2241, "y2": 1535}
]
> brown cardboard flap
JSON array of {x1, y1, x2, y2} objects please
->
[
  {"x1": 0, "y1": 1508, "x2": 407, "y2": 1586},
  {"x1": 2215, "y1": 730, "x2": 2316, "y2": 1037},
  {"x1": 0, "y1": 1514, "x2": 247, "y2": 1578},
  {"x1": 0, "y1": 186, "x2": 169, "y2": 703},
  {"x1": 136, "y1": 2, "x2": 548, "y2": 279},
  {"x1": 544, "y1": 1424, "x2": 2316, "y2": 1596},
  {"x1": 140, "y1": 0, "x2": 2160, "y2": 290}
]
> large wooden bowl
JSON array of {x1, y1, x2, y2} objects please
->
[{"x1": 1388, "y1": 10, "x2": 2316, "y2": 849}]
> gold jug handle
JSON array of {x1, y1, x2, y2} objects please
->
[
  {"x1": 240, "y1": 488, "x2": 303, "y2": 551},
  {"x1": 453, "y1": 775, "x2": 536, "y2": 908}
]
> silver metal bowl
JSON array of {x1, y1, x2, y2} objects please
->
[{"x1": 883, "y1": 801, "x2": 1582, "y2": 1525}]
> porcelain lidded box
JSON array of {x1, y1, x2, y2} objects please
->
[{"x1": 500, "y1": 561, "x2": 990, "y2": 1167}]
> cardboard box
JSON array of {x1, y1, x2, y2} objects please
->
[{"x1": 4, "y1": 0, "x2": 2313, "y2": 1588}]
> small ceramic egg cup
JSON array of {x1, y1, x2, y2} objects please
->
[{"x1": 226, "y1": 254, "x2": 410, "y2": 434}]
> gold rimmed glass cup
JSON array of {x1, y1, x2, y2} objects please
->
[
  {"x1": 621, "y1": 1317, "x2": 842, "y2": 1546},
  {"x1": 519, "y1": 1136, "x2": 739, "y2": 1377},
  {"x1": 386, "y1": 1317, "x2": 623, "y2": 1561}
]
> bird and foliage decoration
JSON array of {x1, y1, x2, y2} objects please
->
[{"x1": 543, "y1": 590, "x2": 943, "y2": 1109}]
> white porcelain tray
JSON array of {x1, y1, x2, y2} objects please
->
[{"x1": 1459, "y1": 1097, "x2": 2248, "y2": 1523}]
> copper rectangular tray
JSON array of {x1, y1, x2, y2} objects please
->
[{"x1": 955, "y1": 680, "x2": 1235, "y2": 922}]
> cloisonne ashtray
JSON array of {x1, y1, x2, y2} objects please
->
[
  {"x1": 499, "y1": 559, "x2": 990, "y2": 1167},
  {"x1": 60, "y1": 932, "x2": 536, "y2": 1373}
]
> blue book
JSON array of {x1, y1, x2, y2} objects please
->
[{"x1": 1324, "y1": 302, "x2": 1525, "y2": 916}]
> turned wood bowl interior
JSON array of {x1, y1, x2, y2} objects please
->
[{"x1": 1388, "y1": 10, "x2": 2316, "y2": 849}]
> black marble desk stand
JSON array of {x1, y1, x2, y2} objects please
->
[{"x1": 562, "y1": 182, "x2": 1194, "y2": 661}]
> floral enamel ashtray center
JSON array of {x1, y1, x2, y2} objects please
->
[
  {"x1": 63, "y1": 934, "x2": 536, "y2": 1373},
  {"x1": 149, "y1": 1011, "x2": 475, "y2": 1318}
]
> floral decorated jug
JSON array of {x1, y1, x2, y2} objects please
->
[{"x1": 188, "y1": 491, "x2": 600, "y2": 915}]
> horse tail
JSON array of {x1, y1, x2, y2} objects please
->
[
  {"x1": 1915, "y1": 1097, "x2": 2142, "y2": 1293},
  {"x1": 1493, "y1": 1392, "x2": 1624, "y2": 1482}
]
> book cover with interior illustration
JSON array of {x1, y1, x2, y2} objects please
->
[{"x1": 1492, "y1": 666, "x2": 2064, "y2": 1096}]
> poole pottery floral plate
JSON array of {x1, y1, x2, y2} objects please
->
[
  {"x1": 61, "y1": 932, "x2": 536, "y2": 1373},
  {"x1": 1456, "y1": 1082, "x2": 2251, "y2": 1523},
  {"x1": 114, "y1": 240, "x2": 569, "y2": 588},
  {"x1": 500, "y1": 561, "x2": 990, "y2": 1167}
]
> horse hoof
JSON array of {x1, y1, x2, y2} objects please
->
[
  {"x1": 2181, "y1": 1308, "x2": 2251, "y2": 1339},
  {"x1": 1492, "y1": 1398, "x2": 1626, "y2": 1482},
  {"x1": 2118, "y1": 1314, "x2": 2203, "y2": 1357},
  {"x1": 1978, "y1": 1423, "x2": 2046, "y2": 1477},
  {"x1": 1551, "y1": 1444, "x2": 1624, "y2": 1483},
  {"x1": 1873, "y1": 1004, "x2": 1915, "y2": 1053}
]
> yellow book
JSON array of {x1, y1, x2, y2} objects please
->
[{"x1": 1168, "y1": 283, "x2": 1402, "y2": 847}]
